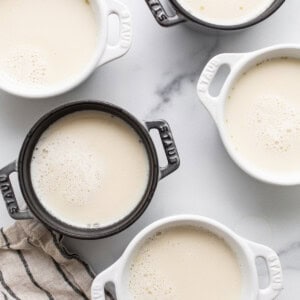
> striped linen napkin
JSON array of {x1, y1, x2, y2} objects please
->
[{"x1": 0, "y1": 220, "x2": 95, "y2": 300}]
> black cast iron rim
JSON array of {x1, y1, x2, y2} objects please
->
[
  {"x1": 18, "y1": 101, "x2": 159, "y2": 239},
  {"x1": 171, "y1": 0, "x2": 285, "y2": 31}
]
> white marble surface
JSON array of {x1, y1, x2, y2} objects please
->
[{"x1": 0, "y1": 0, "x2": 299, "y2": 299}]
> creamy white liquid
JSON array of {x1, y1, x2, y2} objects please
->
[
  {"x1": 225, "y1": 58, "x2": 300, "y2": 176},
  {"x1": 30, "y1": 111, "x2": 150, "y2": 228},
  {"x1": 0, "y1": 0, "x2": 98, "y2": 89},
  {"x1": 129, "y1": 226, "x2": 242, "y2": 300},
  {"x1": 178, "y1": 0, "x2": 275, "y2": 25}
]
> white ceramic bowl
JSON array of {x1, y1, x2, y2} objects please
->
[
  {"x1": 91, "y1": 215, "x2": 283, "y2": 300},
  {"x1": 197, "y1": 44, "x2": 300, "y2": 186},
  {"x1": 0, "y1": 0, "x2": 132, "y2": 99}
]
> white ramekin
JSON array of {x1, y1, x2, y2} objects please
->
[
  {"x1": 91, "y1": 215, "x2": 283, "y2": 300},
  {"x1": 197, "y1": 44, "x2": 300, "y2": 186},
  {"x1": 0, "y1": 0, "x2": 132, "y2": 99}
]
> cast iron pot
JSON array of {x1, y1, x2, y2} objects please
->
[
  {"x1": 0, "y1": 101, "x2": 180, "y2": 239},
  {"x1": 145, "y1": 0, "x2": 285, "y2": 31}
]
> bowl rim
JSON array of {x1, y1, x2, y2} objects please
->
[
  {"x1": 203, "y1": 44, "x2": 300, "y2": 185},
  {"x1": 170, "y1": 0, "x2": 285, "y2": 30},
  {"x1": 0, "y1": 0, "x2": 107, "y2": 99},
  {"x1": 96, "y1": 215, "x2": 259, "y2": 299},
  {"x1": 17, "y1": 100, "x2": 160, "y2": 239}
]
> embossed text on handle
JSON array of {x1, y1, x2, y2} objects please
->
[
  {"x1": 0, "y1": 174, "x2": 18, "y2": 216},
  {"x1": 145, "y1": 0, "x2": 168, "y2": 23},
  {"x1": 198, "y1": 59, "x2": 220, "y2": 94},
  {"x1": 268, "y1": 255, "x2": 283, "y2": 291},
  {"x1": 158, "y1": 123, "x2": 179, "y2": 165}
]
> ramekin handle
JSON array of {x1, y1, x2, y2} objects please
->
[
  {"x1": 197, "y1": 53, "x2": 244, "y2": 122},
  {"x1": 146, "y1": 120, "x2": 180, "y2": 180},
  {"x1": 91, "y1": 264, "x2": 117, "y2": 300},
  {"x1": 0, "y1": 161, "x2": 33, "y2": 220},
  {"x1": 98, "y1": 0, "x2": 132, "y2": 66},
  {"x1": 144, "y1": 0, "x2": 186, "y2": 27},
  {"x1": 248, "y1": 241, "x2": 283, "y2": 300}
]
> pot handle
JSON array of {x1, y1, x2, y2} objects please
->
[
  {"x1": 197, "y1": 53, "x2": 244, "y2": 122},
  {"x1": 146, "y1": 120, "x2": 180, "y2": 180},
  {"x1": 0, "y1": 161, "x2": 33, "y2": 220},
  {"x1": 145, "y1": 0, "x2": 186, "y2": 27},
  {"x1": 91, "y1": 265, "x2": 117, "y2": 300},
  {"x1": 97, "y1": 0, "x2": 132, "y2": 66},
  {"x1": 248, "y1": 241, "x2": 283, "y2": 300}
]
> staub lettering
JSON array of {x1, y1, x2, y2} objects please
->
[
  {"x1": 268, "y1": 255, "x2": 283, "y2": 291},
  {"x1": 91, "y1": 285, "x2": 105, "y2": 300},
  {"x1": 0, "y1": 173, "x2": 18, "y2": 215},
  {"x1": 198, "y1": 59, "x2": 220, "y2": 93},
  {"x1": 0, "y1": 174, "x2": 7, "y2": 182},
  {"x1": 159, "y1": 124, "x2": 179, "y2": 164},
  {"x1": 120, "y1": 12, "x2": 132, "y2": 48},
  {"x1": 146, "y1": 0, "x2": 168, "y2": 22}
]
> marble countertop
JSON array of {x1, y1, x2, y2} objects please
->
[{"x1": 0, "y1": 0, "x2": 299, "y2": 298}]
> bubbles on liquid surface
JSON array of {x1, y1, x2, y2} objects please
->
[
  {"x1": 32, "y1": 135, "x2": 102, "y2": 206},
  {"x1": 248, "y1": 96, "x2": 300, "y2": 153},
  {"x1": 128, "y1": 226, "x2": 241, "y2": 300},
  {"x1": 129, "y1": 232, "x2": 175, "y2": 300},
  {"x1": 30, "y1": 110, "x2": 150, "y2": 228},
  {"x1": 1, "y1": 45, "x2": 48, "y2": 86}
]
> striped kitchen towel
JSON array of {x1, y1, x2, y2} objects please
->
[{"x1": 0, "y1": 220, "x2": 95, "y2": 300}]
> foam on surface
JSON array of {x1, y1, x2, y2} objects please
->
[
  {"x1": 129, "y1": 226, "x2": 242, "y2": 300},
  {"x1": 225, "y1": 57, "x2": 300, "y2": 175},
  {"x1": 31, "y1": 111, "x2": 150, "y2": 228},
  {"x1": 0, "y1": 0, "x2": 98, "y2": 89}
]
